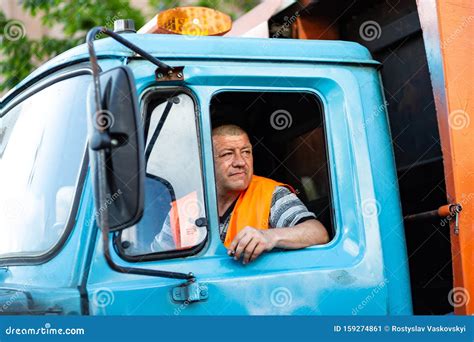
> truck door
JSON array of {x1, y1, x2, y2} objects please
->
[
  {"x1": 86, "y1": 59, "x2": 410, "y2": 315},
  {"x1": 0, "y1": 70, "x2": 91, "y2": 315}
]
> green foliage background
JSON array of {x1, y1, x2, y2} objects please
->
[{"x1": 0, "y1": 0, "x2": 258, "y2": 92}]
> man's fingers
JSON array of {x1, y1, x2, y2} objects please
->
[
  {"x1": 250, "y1": 243, "x2": 266, "y2": 262},
  {"x1": 243, "y1": 238, "x2": 258, "y2": 264},
  {"x1": 234, "y1": 234, "x2": 252, "y2": 260},
  {"x1": 228, "y1": 227, "x2": 250, "y2": 254}
]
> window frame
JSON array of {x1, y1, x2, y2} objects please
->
[
  {"x1": 0, "y1": 69, "x2": 91, "y2": 266},
  {"x1": 115, "y1": 86, "x2": 210, "y2": 262},
  {"x1": 209, "y1": 89, "x2": 336, "y2": 242}
]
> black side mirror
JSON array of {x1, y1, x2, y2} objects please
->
[{"x1": 88, "y1": 66, "x2": 144, "y2": 231}]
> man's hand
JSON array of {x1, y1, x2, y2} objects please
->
[
  {"x1": 228, "y1": 226, "x2": 276, "y2": 264},
  {"x1": 227, "y1": 220, "x2": 329, "y2": 264}
]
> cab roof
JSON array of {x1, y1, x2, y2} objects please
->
[{"x1": 3, "y1": 34, "x2": 377, "y2": 103}]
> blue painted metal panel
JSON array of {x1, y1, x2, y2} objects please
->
[
  {"x1": 1, "y1": 34, "x2": 411, "y2": 315},
  {"x1": 0, "y1": 59, "x2": 122, "y2": 315},
  {"x1": 86, "y1": 57, "x2": 411, "y2": 315},
  {"x1": 2, "y1": 34, "x2": 378, "y2": 102}
]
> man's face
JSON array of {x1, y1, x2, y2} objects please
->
[{"x1": 213, "y1": 133, "x2": 253, "y2": 195}]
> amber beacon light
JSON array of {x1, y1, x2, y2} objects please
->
[{"x1": 137, "y1": 7, "x2": 232, "y2": 36}]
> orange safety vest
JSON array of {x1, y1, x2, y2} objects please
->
[
  {"x1": 223, "y1": 175, "x2": 294, "y2": 247},
  {"x1": 169, "y1": 176, "x2": 293, "y2": 249}
]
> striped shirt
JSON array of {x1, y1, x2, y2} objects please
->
[{"x1": 151, "y1": 186, "x2": 315, "y2": 252}]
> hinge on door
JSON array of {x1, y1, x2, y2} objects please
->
[
  {"x1": 155, "y1": 66, "x2": 184, "y2": 82},
  {"x1": 172, "y1": 278, "x2": 208, "y2": 303}
]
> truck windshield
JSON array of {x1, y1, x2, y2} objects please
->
[{"x1": 0, "y1": 74, "x2": 90, "y2": 258}]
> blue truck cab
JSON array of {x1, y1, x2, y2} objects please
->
[{"x1": 0, "y1": 30, "x2": 412, "y2": 315}]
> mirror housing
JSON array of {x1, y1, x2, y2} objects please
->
[{"x1": 88, "y1": 66, "x2": 144, "y2": 231}]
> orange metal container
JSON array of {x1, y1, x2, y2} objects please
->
[{"x1": 417, "y1": 0, "x2": 474, "y2": 315}]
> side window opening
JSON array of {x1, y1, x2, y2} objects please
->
[
  {"x1": 210, "y1": 91, "x2": 334, "y2": 239},
  {"x1": 118, "y1": 91, "x2": 207, "y2": 259}
]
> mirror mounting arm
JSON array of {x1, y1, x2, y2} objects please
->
[
  {"x1": 86, "y1": 26, "x2": 183, "y2": 85},
  {"x1": 102, "y1": 226, "x2": 195, "y2": 281}
]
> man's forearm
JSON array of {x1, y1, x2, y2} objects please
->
[{"x1": 265, "y1": 219, "x2": 329, "y2": 249}]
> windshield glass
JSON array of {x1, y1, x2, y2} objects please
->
[{"x1": 0, "y1": 75, "x2": 89, "y2": 257}]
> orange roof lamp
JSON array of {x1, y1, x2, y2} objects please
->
[{"x1": 138, "y1": 7, "x2": 232, "y2": 36}]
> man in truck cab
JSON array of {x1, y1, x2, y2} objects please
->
[{"x1": 151, "y1": 124, "x2": 329, "y2": 263}]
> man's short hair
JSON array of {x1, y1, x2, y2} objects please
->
[{"x1": 212, "y1": 124, "x2": 248, "y2": 137}]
